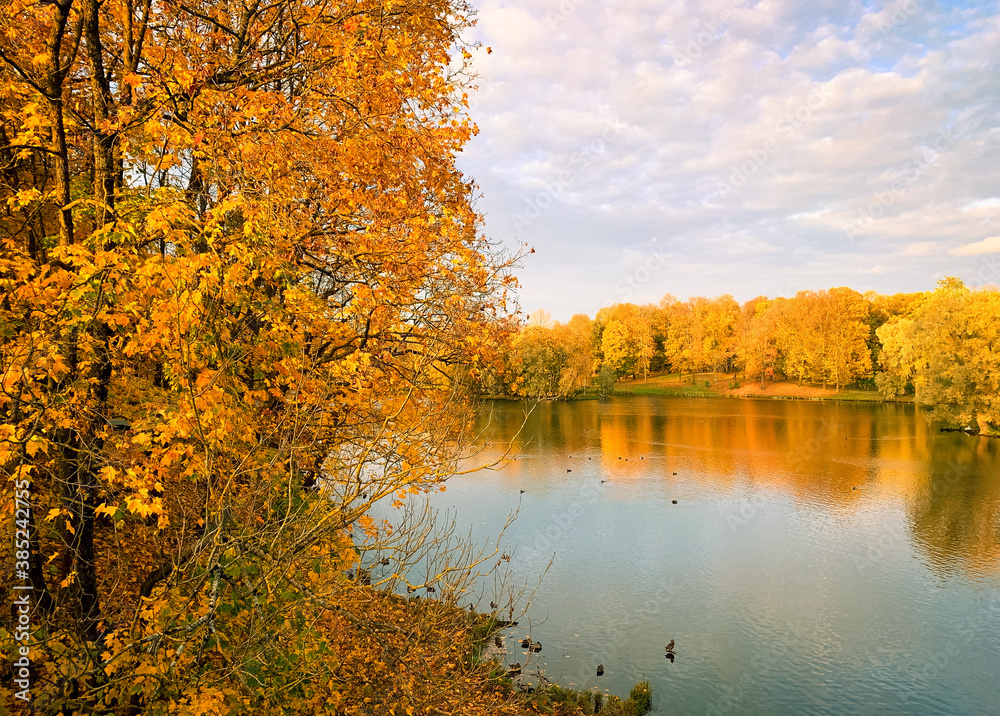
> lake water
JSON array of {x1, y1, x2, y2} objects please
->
[{"x1": 415, "y1": 396, "x2": 1000, "y2": 714}]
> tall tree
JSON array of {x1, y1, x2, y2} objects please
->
[
  {"x1": 777, "y1": 289, "x2": 871, "y2": 389},
  {"x1": 556, "y1": 314, "x2": 595, "y2": 395},
  {"x1": 597, "y1": 303, "x2": 654, "y2": 380},
  {"x1": 877, "y1": 279, "x2": 1000, "y2": 434},
  {"x1": 701, "y1": 294, "x2": 739, "y2": 375},
  {"x1": 821, "y1": 287, "x2": 873, "y2": 390},
  {"x1": 1, "y1": 1, "x2": 522, "y2": 712},
  {"x1": 735, "y1": 296, "x2": 779, "y2": 389},
  {"x1": 513, "y1": 323, "x2": 566, "y2": 397}
]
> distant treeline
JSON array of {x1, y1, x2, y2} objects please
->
[{"x1": 480, "y1": 278, "x2": 999, "y2": 435}]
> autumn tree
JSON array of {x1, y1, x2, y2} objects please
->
[
  {"x1": 776, "y1": 289, "x2": 871, "y2": 389},
  {"x1": 775, "y1": 292, "x2": 816, "y2": 385},
  {"x1": 647, "y1": 293, "x2": 674, "y2": 373},
  {"x1": 863, "y1": 290, "x2": 926, "y2": 379},
  {"x1": 513, "y1": 323, "x2": 566, "y2": 398},
  {"x1": 555, "y1": 314, "x2": 595, "y2": 395},
  {"x1": 877, "y1": 279, "x2": 1000, "y2": 434},
  {"x1": 0, "y1": 1, "x2": 526, "y2": 713},
  {"x1": 819, "y1": 287, "x2": 873, "y2": 390},
  {"x1": 734, "y1": 296, "x2": 779, "y2": 389},
  {"x1": 596, "y1": 303, "x2": 655, "y2": 380},
  {"x1": 509, "y1": 313, "x2": 594, "y2": 398},
  {"x1": 700, "y1": 295, "x2": 739, "y2": 375},
  {"x1": 661, "y1": 296, "x2": 698, "y2": 380}
]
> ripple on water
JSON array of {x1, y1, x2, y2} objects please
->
[{"x1": 422, "y1": 398, "x2": 1000, "y2": 713}]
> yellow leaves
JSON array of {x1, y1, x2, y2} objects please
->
[
  {"x1": 0, "y1": 1, "x2": 519, "y2": 710},
  {"x1": 98, "y1": 465, "x2": 119, "y2": 484},
  {"x1": 174, "y1": 67, "x2": 197, "y2": 92},
  {"x1": 131, "y1": 432, "x2": 152, "y2": 447},
  {"x1": 14, "y1": 101, "x2": 47, "y2": 137},
  {"x1": 6, "y1": 187, "x2": 43, "y2": 208},
  {"x1": 195, "y1": 369, "x2": 218, "y2": 391},
  {"x1": 134, "y1": 661, "x2": 159, "y2": 677},
  {"x1": 0, "y1": 424, "x2": 14, "y2": 461},
  {"x1": 12, "y1": 464, "x2": 33, "y2": 482},
  {"x1": 125, "y1": 494, "x2": 163, "y2": 520},
  {"x1": 145, "y1": 201, "x2": 192, "y2": 237},
  {"x1": 95, "y1": 503, "x2": 118, "y2": 518},
  {"x1": 60, "y1": 571, "x2": 77, "y2": 589},
  {"x1": 24, "y1": 436, "x2": 47, "y2": 457}
]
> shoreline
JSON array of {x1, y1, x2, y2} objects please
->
[
  {"x1": 483, "y1": 380, "x2": 914, "y2": 405},
  {"x1": 614, "y1": 374, "x2": 914, "y2": 404}
]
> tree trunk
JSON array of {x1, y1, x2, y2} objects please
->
[{"x1": 43, "y1": 0, "x2": 76, "y2": 247}]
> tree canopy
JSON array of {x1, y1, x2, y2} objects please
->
[
  {"x1": 876, "y1": 279, "x2": 1000, "y2": 434},
  {"x1": 497, "y1": 280, "x2": 999, "y2": 437},
  {"x1": 0, "y1": 1, "x2": 533, "y2": 713}
]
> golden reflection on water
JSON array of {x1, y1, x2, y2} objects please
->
[{"x1": 480, "y1": 397, "x2": 1000, "y2": 580}]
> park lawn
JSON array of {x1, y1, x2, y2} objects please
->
[{"x1": 615, "y1": 372, "x2": 909, "y2": 403}]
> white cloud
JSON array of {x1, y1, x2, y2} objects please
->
[
  {"x1": 902, "y1": 242, "x2": 937, "y2": 256},
  {"x1": 459, "y1": 1, "x2": 1000, "y2": 319},
  {"x1": 962, "y1": 198, "x2": 1000, "y2": 211},
  {"x1": 950, "y1": 236, "x2": 1000, "y2": 255}
]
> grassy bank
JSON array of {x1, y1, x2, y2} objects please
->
[{"x1": 614, "y1": 372, "x2": 913, "y2": 403}]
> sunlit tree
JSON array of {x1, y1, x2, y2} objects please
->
[
  {"x1": 877, "y1": 279, "x2": 1000, "y2": 434},
  {"x1": 0, "y1": 1, "x2": 525, "y2": 713}
]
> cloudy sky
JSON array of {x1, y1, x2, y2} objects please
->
[{"x1": 456, "y1": 0, "x2": 1000, "y2": 321}]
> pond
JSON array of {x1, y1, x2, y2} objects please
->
[{"x1": 419, "y1": 396, "x2": 1000, "y2": 715}]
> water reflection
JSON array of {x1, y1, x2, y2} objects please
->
[
  {"x1": 424, "y1": 397, "x2": 1000, "y2": 714},
  {"x1": 478, "y1": 397, "x2": 1000, "y2": 580},
  {"x1": 911, "y1": 436, "x2": 1000, "y2": 581}
]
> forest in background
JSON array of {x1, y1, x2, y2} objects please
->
[{"x1": 491, "y1": 279, "x2": 1000, "y2": 435}]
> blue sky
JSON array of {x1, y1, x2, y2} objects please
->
[{"x1": 456, "y1": 0, "x2": 1000, "y2": 321}]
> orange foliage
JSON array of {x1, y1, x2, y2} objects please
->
[{"x1": 0, "y1": 0, "x2": 526, "y2": 712}]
